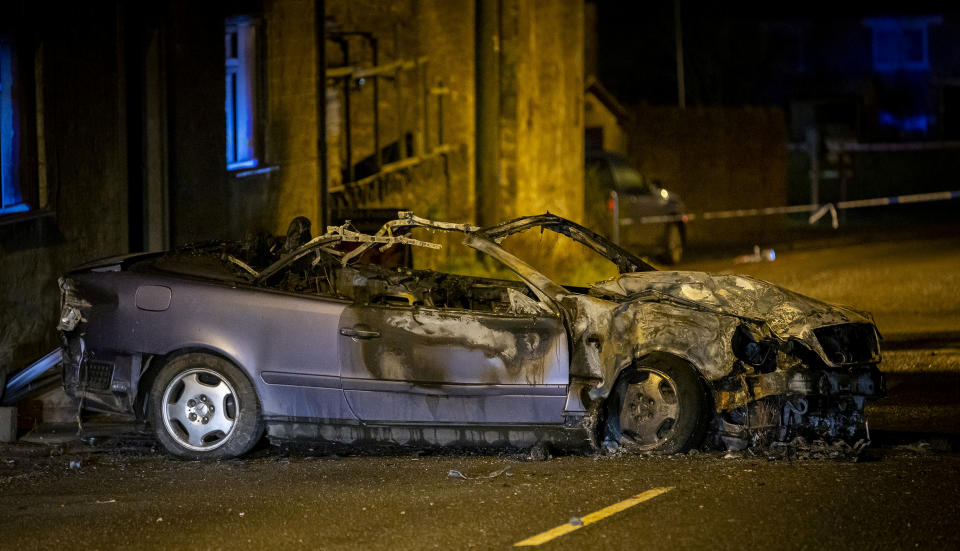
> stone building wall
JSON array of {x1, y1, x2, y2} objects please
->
[
  {"x1": 317, "y1": 0, "x2": 583, "y2": 229},
  {"x1": 323, "y1": 0, "x2": 476, "y2": 225},
  {"x1": 0, "y1": 4, "x2": 130, "y2": 371},
  {"x1": 0, "y1": 0, "x2": 588, "y2": 383},
  {"x1": 503, "y1": 0, "x2": 584, "y2": 224},
  {"x1": 261, "y1": 0, "x2": 321, "y2": 233}
]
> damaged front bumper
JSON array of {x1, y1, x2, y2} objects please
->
[{"x1": 713, "y1": 345, "x2": 885, "y2": 451}]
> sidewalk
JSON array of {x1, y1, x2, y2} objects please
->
[{"x1": 683, "y1": 201, "x2": 960, "y2": 262}]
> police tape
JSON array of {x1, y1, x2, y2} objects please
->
[{"x1": 626, "y1": 189, "x2": 960, "y2": 228}]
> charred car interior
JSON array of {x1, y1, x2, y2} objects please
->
[{"x1": 57, "y1": 212, "x2": 885, "y2": 459}]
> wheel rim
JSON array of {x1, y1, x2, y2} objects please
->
[
  {"x1": 161, "y1": 368, "x2": 239, "y2": 452},
  {"x1": 619, "y1": 368, "x2": 681, "y2": 450}
]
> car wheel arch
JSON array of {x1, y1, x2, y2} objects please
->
[
  {"x1": 135, "y1": 346, "x2": 256, "y2": 420},
  {"x1": 599, "y1": 351, "x2": 712, "y2": 398},
  {"x1": 596, "y1": 351, "x2": 714, "y2": 451},
  {"x1": 630, "y1": 351, "x2": 710, "y2": 387}
]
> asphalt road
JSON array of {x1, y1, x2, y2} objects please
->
[{"x1": 1, "y1": 235, "x2": 959, "y2": 550}]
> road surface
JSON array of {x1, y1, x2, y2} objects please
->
[{"x1": 1, "y1": 235, "x2": 958, "y2": 550}]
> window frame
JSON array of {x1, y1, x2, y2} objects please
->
[
  {"x1": 866, "y1": 16, "x2": 940, "y2": 74},
  {"x1": 225, "y1": 16, "x2": 263, "y2": 172},
  {"x1": 0, "y1": 35, "x2": 41, "y2": 223}
]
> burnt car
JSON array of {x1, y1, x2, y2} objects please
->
[
  {"x1": 57, "y1": 212, "x2": 883, "y2": 459},
  {"x1": 585, "y1": 150, "x2": 686, "y2": 264}
]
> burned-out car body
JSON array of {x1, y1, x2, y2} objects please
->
[{"x1": 58, "y1": 212, "x2": 883, "y2": 458}]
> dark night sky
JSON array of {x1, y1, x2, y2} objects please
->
[{"x1": 596, "y1": 0, "x2": 960, "y2": 107}]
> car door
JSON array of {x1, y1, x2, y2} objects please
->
[{"x1": 338, "y1": 300, "x2": 569, "y2": 426}]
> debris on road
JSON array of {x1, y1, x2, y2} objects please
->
[
  {"x1": 734, "y1": 245, "x2": 776, "y2": 264},
  {"x1": 894, "y1": 441, "x2": 931, "y2": 455},
  {"x1": 765, "y1": 437, "x2": 870, "y2": 461},
  {"x1": 447, "y1": 466, "x2": 512, "y2": 480},
  {"x1": 527, "y1": 444, "x2": 552, "y2": 462}
]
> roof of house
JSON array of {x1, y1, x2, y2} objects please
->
[{"x1": 585, "y1": 75, "x2": 632, "y2": 125}]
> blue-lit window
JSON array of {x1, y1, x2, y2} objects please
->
[
  {"x1": 866, "y1": 17, "x2": 940, "y2": 73},
  {"x1": 878, "y1": 111, "x2": 933, "y2": 134},
  {"x1": 0, "y1": 41, "x2": 27, "y2": 215},
  {"x1": 226, "y1": 18, "x2": 259, "y2": 170}
]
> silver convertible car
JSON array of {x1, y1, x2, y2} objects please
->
[{"x1": 57, "y1": 212, "x2": 884, "y2": 459}]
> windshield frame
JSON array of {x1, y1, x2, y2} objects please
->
[
  {"x1": 478, "y1": 213, "x2": 656, "y2": 274},
  {"x1": 248, "y1": 212, "x2": 656, "y2": 295}
]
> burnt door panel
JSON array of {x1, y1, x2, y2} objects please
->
[{"x1": 339, "y1": 305, "x2": 568, "y2": 425}]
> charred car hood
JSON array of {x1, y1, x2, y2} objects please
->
[{"x1": 590, "y1": 271, "x2": 873, "y2": 338}]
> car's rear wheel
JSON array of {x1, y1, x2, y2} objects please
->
[
  {"x1": 149, "y1": 353, "x2": 263, "y2": 459},
  {"x1": 602, "y1": 361, "x2": 707, "y2": 454},
  {"x1": 661, "y1": 223, "x2": 683, "y2": 265}
]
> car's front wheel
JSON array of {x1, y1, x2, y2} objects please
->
[
  {"x1": 602, "y1": 360, "x2": 708, "y2": 454},
  {"x1": 149, "y1": 353, "x2": 264, "y2": 459}
]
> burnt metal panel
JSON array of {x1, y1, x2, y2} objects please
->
[{"x1": 339, "y1": 304, "x2": 569, "y2": 424}]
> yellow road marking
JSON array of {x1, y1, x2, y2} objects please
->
[{"x1": 513, "y1": 486, "x2": 674, "y2": 547}]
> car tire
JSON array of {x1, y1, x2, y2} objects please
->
[
  {"x1": 602, "y1": 361, "x2": 708, "y2": 454},
  {"x1": 148, "y1": 353, "x2": 264, "y2": 460},
  {"x1": 660, "y1": 223, "x2": 683, "y2": 265}
]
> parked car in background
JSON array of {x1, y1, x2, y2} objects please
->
[
  {"x1": 585, "y1": 150, "x2": 687, "y2": 264},
  {"x1": 57, "y1": 212, "x2": 883, "y2": 459}
]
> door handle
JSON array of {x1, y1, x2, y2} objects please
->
[{"x1": 340, "y1": 326, "x2": 381, "y2": 339}]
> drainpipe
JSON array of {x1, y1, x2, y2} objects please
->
[
  {"x1": 475, "y1": 0, "x2": 499, "y2": 226},
  {"x1": 315, "y1": 0, "x2": 328, "y2": 229}
]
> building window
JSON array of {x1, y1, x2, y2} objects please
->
[
  {"x1": 878, "y1": 111, "x2": 932, "y2": 134},
  {"x1": 225, "y1": 18, "x2": 259, "y2": 170},
  {"x1": 0, "y1": 41, "x2": 27, "y2": 216},
  {"x1": 866, "y1": 16, "x2": 940, "y2": 73}
]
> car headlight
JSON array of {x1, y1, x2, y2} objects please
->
[{"x1": 732, "y1": 324, "x2": 775, "y2": 368}]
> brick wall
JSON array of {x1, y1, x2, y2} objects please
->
[{"x1": 628, "y1": 105, "x2": 788, "y2": 247}]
